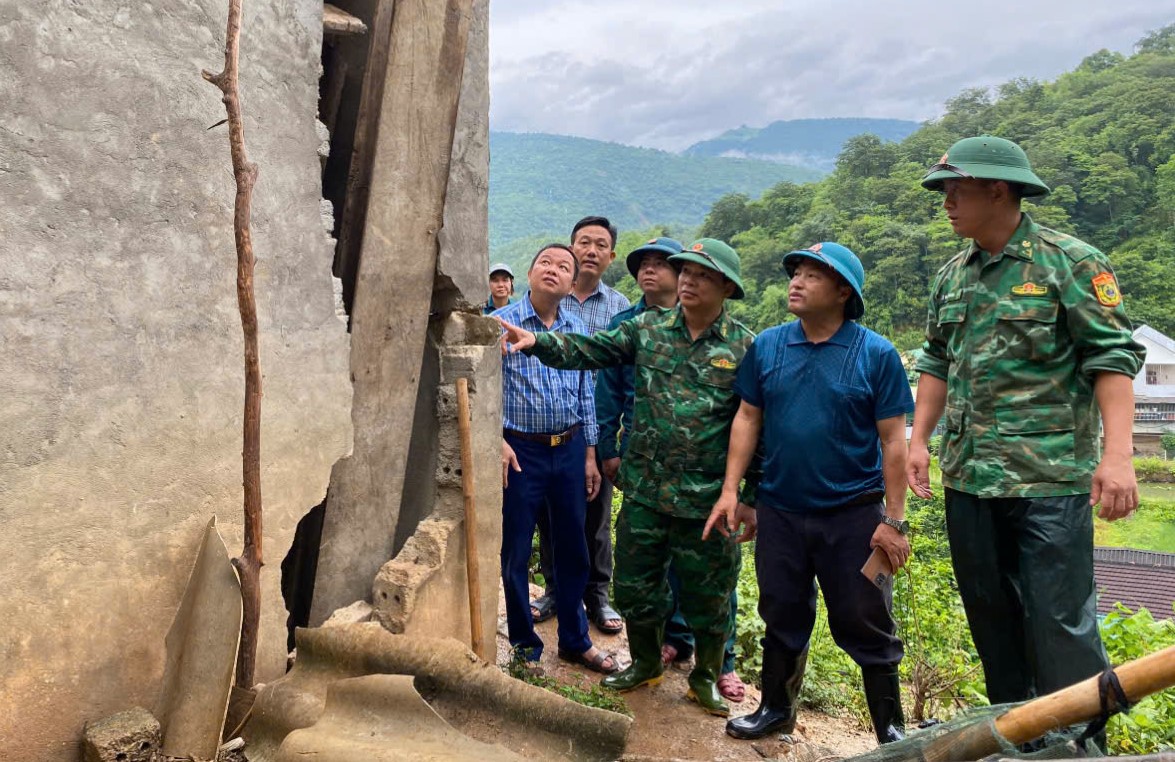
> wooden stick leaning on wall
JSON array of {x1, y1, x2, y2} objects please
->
[
  {"x1": 202, "y1": 0, "x2": 264, "y2": 690},
  {"x1": 455, "y1": 378, "x2": 484, "y2": 656}
]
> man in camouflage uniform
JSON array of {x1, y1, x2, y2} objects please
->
[
  {"x1": 907, "y1": 136, "x2": 1147, "y2": 706},
  {"x1": 498, "y1": 238, "x2": 757, "y2": 717},
  {"x1": 595, "y1": 236, "x2": 746, "y2": 702}
]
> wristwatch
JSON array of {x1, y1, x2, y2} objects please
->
[{"x1": 880, "y1": 515, "x2": 910, "y2": 535}]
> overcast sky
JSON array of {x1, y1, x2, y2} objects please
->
[{"x1": 489, "y1": 1, "x2": 1175, "y2": 151}]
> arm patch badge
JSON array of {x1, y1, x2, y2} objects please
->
[{"x1": 1091, "y1": 272, "x2": 1121, "y2": 307}]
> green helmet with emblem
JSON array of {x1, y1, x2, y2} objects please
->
[
  {"x1": 668, "y1": 238, "x2": 745, "y2": 299},
  {"x1": 921, "y1": 135, "x2": 1050, "y2": 198}
]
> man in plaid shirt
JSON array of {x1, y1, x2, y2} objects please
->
[
  {"x1": 533, "y1": 216, "x2": 631, "y2": 636},
  {"x1": 494, "y1": 243, "x2": 617, "y2": 673}
]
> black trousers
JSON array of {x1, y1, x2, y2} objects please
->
[
  {"x1": 537, "y1": 454, "x2": 614, "y2": 613},
  {"x1": 757, "y1": 501, "x2": 902, "y2": 666},
  {"x1": 944, "y1": 488, "x2": 1108, "y2": 703}
]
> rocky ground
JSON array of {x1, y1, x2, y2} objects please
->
[{"x1": 496, "y1": 586, "x2": 876, "y2": 761}]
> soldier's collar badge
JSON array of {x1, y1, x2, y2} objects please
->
[
  {"x1": 1011, "y1": 282, "x2": 1048, "y2": 297},
  {"x1": 1091, "y1": 272, "x2": 1121, "y2": 307}
]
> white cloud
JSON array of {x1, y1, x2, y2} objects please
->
[{"x1": 489, "y1": 0, "x2": 1175, "y2": 150}]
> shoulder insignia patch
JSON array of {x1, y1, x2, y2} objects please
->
[
  {"x1": 1091, "y1": 272, "x2": 1121, "y2": 307},
  {"x1": 710, "y1": 358, "x2": 737, "y2": 370},
  {"x1": 1011, "y1": 282, "x2": 1048, "y2": 297}
]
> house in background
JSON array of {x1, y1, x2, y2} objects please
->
[
  {"x1": 1094, "y1": 548, "x2": 1175, "y2": 621},
  {"x1": 1132, "y1": 325, "x2": 1175, "y2": 455}
]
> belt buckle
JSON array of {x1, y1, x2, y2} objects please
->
[{"x1": 549, "y1": 432, "x2": 563, "y2": 447}]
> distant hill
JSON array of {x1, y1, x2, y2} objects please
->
[
  {"x1": 684, "y1": 118, "x2": 920, "y2": 172},
  {"x1": 488, "y1": 132, "x2": 820, "y2": 255}
]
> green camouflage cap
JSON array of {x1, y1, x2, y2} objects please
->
[
  {"x1": 921, "y1": 135, "x2": 1050, "y2": 197},
  {"x1": 668, "y1": 238, "x2": 745, "y2": 299}
]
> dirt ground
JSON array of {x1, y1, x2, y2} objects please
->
[{"x1": 496, "y1": 587, "x2": 876, "y2": 762}]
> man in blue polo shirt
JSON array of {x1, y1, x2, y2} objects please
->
[
  {"x1": 496, "y1": 243, "x2": 617, "y2": 673},
  {"x1": 705, "y1": 242, "x2": 913, "y2": 745}
]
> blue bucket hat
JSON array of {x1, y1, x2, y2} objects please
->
[
  {"x1": 783, "y1": 242, "x2": 866, "y2": 319},
  {"x1": 625, "y1": 236, "x2": 683, "y2": 278}
]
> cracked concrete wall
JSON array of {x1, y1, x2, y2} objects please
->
[
  {"x1": 0, "y1": 2, "x2": 352, "y2": 759},
  {"x1": 311, "y1": 0, "x2": 496, "y2": 639},
  {"x1": 373, "y1": 316, "x2": 501, "y2": 661}
]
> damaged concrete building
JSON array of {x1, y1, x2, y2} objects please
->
[{"x1": 0, "y1": 0, "x2": 504, "y2": 757}]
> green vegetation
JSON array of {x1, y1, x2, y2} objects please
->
[
  {"x1": 504, "y1": 648, "x2": 631, "y2": 716},
  {"x1": 1101, "y1": 605, "x2": 1175, "y2": 752},
  {"x1": 1141, "y1": 482, "x2": 1175, "y2": 501},
  {"x1": 728, "y1": 487, "x2": 1175, "y2": 750},
  {"x1": 1096, "y1": 493, "x2": 1175, "y2": 552},
  {"x1": 1135, "y1": 456, "x2": 1175, "y2": 481},
  {"x1": 691, "y1": 25, "x2": 1175, "y2": 344},
  {"x1": 488, "y1": 132, "x2": 819, "y2": 254}
]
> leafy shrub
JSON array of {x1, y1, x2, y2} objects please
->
[
  {"x1": 1134, "y1": 456, "x2": 1174, "y2": 480},
  {"x1": 1101, "y1": 604, "x2": 1175, "y2": 753}
]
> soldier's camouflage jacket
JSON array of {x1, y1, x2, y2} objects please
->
[
  {"x1": 915, "y1": 214, "x2": 1146, "y2": 498},
  {"x1": 528, "y1": 306, "x2": 759, "y2": 519}
]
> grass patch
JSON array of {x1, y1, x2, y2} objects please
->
[
  {"x1": 505, "y1": 650, "x2": 632, "y2": 716},
  {"x1": 1095, "y1": 498, "x2": 1175, "y2": 553},
  {"x1": 1140, "y1": 482, "x2": 1175, "y2": 501}
]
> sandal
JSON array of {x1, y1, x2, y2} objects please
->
[
  {"x1": 717, "y1": 671, "x2": 746, "y2": 703},
  {"x1": 530, "y1": 594, "x2": 556, "y2": 623},
  {"x1": 557, "y1": 647, "x2": 619, "y2": 674},
  {"x1": 590, "y1": 604, "x2": 623, "y2": 635}
]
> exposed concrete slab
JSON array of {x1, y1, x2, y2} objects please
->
[
  {"x1": 81, "y1": 707, "x2": 161, "y2": 762},
  {"x1": 277, "y1": 674, "x2": 523, "y2": 761},
  {"x1": 0, "y1": 1, "x2": 352, "y2": 757},
  {"x1": 246, "y1": 624, "x2": 631, "y2": 762}
]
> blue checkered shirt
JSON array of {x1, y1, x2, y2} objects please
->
[
  {"x1": 494, "y1": 296, "x2": 599, "y2": 445},
  {"x1": 560, "y1": 281, "x2": 631, "y2": 335}
]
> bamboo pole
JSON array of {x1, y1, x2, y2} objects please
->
[
  {"x1": 455, "y1": 378, "x2": 483, "y2": 656},
  {"x1": 202, "y1": 0, "x2": 263, "y2": 690},
  {"x1": 997, "y1": 645, "x2": 1175, "y2": 744}
]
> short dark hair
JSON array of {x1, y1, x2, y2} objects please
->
[
  {"x1": 529, "y1": 242, "x2": 580, "y2": 280},
  {"x1": 571, "y1": 216, "x2": 617, "y2": 249}
]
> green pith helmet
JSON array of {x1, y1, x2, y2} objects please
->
[
  {"x1": 626, "y1": 236, "x2": 683, "y2": 278},
  {"x1": 921, "y1": 135, "x2": 1050, "y2": 197},
  {"x1": 783, "y1": 242, "x2": 866, "y2": 320},
  {"x1": 668, "y1": 238, "x2": 745, "y2": 299}
]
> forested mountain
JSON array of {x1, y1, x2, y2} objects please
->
[
  {"x1": 684, "y1": 118, "x2": 920, "y2": 171},
  {"x1": 691, "y1": 26, "x2": 1175, "y2": 347},
  {"x1": 488, "y1": 132, "x2": 819, "y2": 253}
]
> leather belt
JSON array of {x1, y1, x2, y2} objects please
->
[{"x1": 504, "y1": 424, "x2": 581, "y2": 447}]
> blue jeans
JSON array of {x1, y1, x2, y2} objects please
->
[{"x1": 501, "y1": 430, "x2": 591, "y2": 659}]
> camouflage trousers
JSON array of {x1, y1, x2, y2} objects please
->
[{"x1": 614, "y1": 496, "x2": 740, "y2": 640}]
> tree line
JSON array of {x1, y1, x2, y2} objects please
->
[{"x1": 604, "y1": 25, "x2": 1175, "y2": 349}]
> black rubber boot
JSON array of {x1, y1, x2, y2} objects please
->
[
  {"x1": 602, "y1": 623, "x2": 665, "y2": 692},
  {"x1": 687, "y1": 635, "x2": 731, "y2": 717},
  {"x1": 726, "y1": 646, "x2": 808, "y2": 740},
  {"x1": 862, "y1": 664, "x2": 906, "y2": 744}
]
